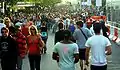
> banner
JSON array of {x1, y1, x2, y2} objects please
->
[
  {"x1": 87, "y1": 0, "x2": 91, "y2": 6},
  {"x1": 96, "y1": 0, "x2": 102, "y2": 6}
]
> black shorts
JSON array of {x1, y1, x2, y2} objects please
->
[
  {"x1": 91, "y1": 65, "x2": 107, "y2": 70},
  {"x1": 79, "y1": 49, "x2": 86, "y2": 60}
]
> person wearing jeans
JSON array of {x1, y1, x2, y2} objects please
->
[
  {"x1": 28, "y1": 55, "x2": 41, "y2": 70},
  {"x1": 27, "y1": 25, "x2": 44, "y2": 70},
  {"x1": 0, "y1": 27, "x2": 18, "y2": 70},
  {"x1": 40, "y1": 21, "x2": 48, "y2": 53}
]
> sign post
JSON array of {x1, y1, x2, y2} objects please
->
[{"x1": 2, "y1": 1, "x2": 5, "y2": 14}]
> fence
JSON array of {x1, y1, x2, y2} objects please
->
[{"x1": 105, "y1": 1, "x2": 120, "y2": 45}]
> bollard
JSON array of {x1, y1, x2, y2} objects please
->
[{"x1": 112, "y1": 27, "x2": 118, "y2": 42}]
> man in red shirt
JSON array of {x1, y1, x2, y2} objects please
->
[
  {"x1": 9, "y1": 25, "x2": 27, "y2": 70},
  {"x1": 15, "y1": 25, "x2": 27, "y2": 70}
]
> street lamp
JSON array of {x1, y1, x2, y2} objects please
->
[
  {"x1": 1, "y1": 0, "x2": 7, "y2": 15},
  {"x1": 1, "y1": 0, "x2": 5, "y2": 14}
]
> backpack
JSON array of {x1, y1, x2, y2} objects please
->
[{"x1": 41, "y1": 32, "x2": 47, "y2": 40}]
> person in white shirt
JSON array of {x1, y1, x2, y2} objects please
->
[{"x1": 85, "y1": 23, "x2": 112, "y2": 70}]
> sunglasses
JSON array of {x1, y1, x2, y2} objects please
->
[{"x1": 30, "y1": 28, "x2": 35, "y2": 30}]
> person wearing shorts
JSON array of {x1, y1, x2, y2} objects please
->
[
  {"x1": 73, "y1": 21, "x2": 92, "y2": 70},
  {"x1": 79, "y1": 49, "x2": 86, "y2": 60}
]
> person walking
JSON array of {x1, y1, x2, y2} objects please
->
[
  {"x1": 100, "y1": 20, "x2": 109, "y2": 38},
  {"x1": 3, "y1": 17, "x2": 14, "y2": 28},
  {"x1": 54, "y1": 22, "x2": 64, "y2": 44},
  {"x1": 52, "y1": 30, "x2": 79, "y2": 70},
  {"x1": 15, "y1": 24, "x2": 27, "y2": 70},
  {"x1": 8, "y1": 23, "x2": 27, "y2": 70},
  {"x1": 40, "y1": 21, "x2": 48, "y2": 53},
  {"x1": 0, "y1": 27, "x2": 18, "y2": 70},
  {"x1": 27, "y1": 25, "x2": 44, "y2": 70},
  {"x1": 73, "y1": 21, "x2": 92, "y2": 70},
  {"x1": 85, "y1": 23, "x2": 112, "y2": 70}
]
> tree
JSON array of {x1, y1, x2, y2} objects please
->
[
  {"x1": 24, "y1": 0, "x2": 61, "y2": 12},
  {"x1": 42, "y1": 0, "x2": 61, "y2": 7},
  {"x1": 1, "y1": 0, "x2": 23, "y2": 15},
  {"x1": 7, "y1": 0, "x2": 24, "y2": 6},
  {"x1": 25, "y1": 0, "x2": 61, "y2": 7}
]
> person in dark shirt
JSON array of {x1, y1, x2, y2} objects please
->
[
  {"x1": 0, "y1": 27, "x2": 18, "y2": 70},
  {"x1": 54, "y1": 22, "x2": 64, "y2": 44},
  {"x1": 40, "y1": 21, "x2": 48, "y2": 53},
  {"x1": 9, "y1": 25, "x2": 27, "y2": 70},
  {"x1": 100, "y1": 20, "x2": 109, "y2": 38}
]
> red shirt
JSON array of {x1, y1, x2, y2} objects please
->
[
  {"x1": 16, "y1": 31, "x2": 27, "y2": 58},
  {"x1": 27, "y1": 36, "x2": 41, "y2": 55},
  {"x1": 22, "y1": 26, "x2": 29, "y2": 37}
]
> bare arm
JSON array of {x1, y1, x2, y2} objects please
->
[
  {"x1": 85, "y1": 47, "x2": 90, "y2": 65},
  {"x1": 74, "y1": 54, "x2": 79, "y2": 63},
  {"x1": 37, "y1": 34, "x2": 45, "y2": 48},
  {"x1": 105, "y1": 46, "x2": 112, "y2": 55},
  {"x1": 52, "y1": 52, "x2": 59, "y2": 62}
]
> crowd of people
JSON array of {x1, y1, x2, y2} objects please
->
[{"x1": 0, "y1": 12, "x2": 112, "y2": 70}]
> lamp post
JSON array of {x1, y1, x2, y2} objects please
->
[
  {"x1": 1, "y1": 0, "x2": 5, "y2": 14},
  {"x1": 1, "y1": 0, "x2": 7, "y2": 15}
]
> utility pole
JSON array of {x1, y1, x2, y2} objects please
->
[
  {"x1": 1, "y1": 0, "x2": 7, "y2": 16},
  {"x1": 1, "y1": 0, "x2": 5, "y2": 14}
]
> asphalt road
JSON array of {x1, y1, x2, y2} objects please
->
[{"x1": 0, "y1": 32, "x2": 120, "y2": 70}]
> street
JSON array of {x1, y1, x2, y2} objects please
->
[
  {"x1": 0, "y1": 32, "x2": 120, "y2": 70},
  {"x1": 0, "y1": 0, "x2": 119, "y2": 70},
  {"x1": 22, "y1": 32, "x2": 120, "y2": 70}
]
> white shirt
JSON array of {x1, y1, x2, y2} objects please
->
[
  {"x1": 53, "y1": 42, "x2": 79, "y2": 70},
  {"x1": 66, "y1": 18, "x2": 70, "y2": 25},
  {"x1": 85, "y1": 35, "x2": 111, "y2": 66}
]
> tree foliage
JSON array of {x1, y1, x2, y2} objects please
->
[
  {"x1": 41, "y1": 0, "x2": 61, "y2": 7},
  {"x1": 24, "y1": 0, "x2": 42, "y2": 3},
  {"x1": 6, "y1": 0, "x2": 61, "y2": 7},
  {"x1": 25, "y1": 0, "x2": 61, "y2": 7},
  {"x1": 7, "y1": 0, "x2": 24, "y2": 6}
]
